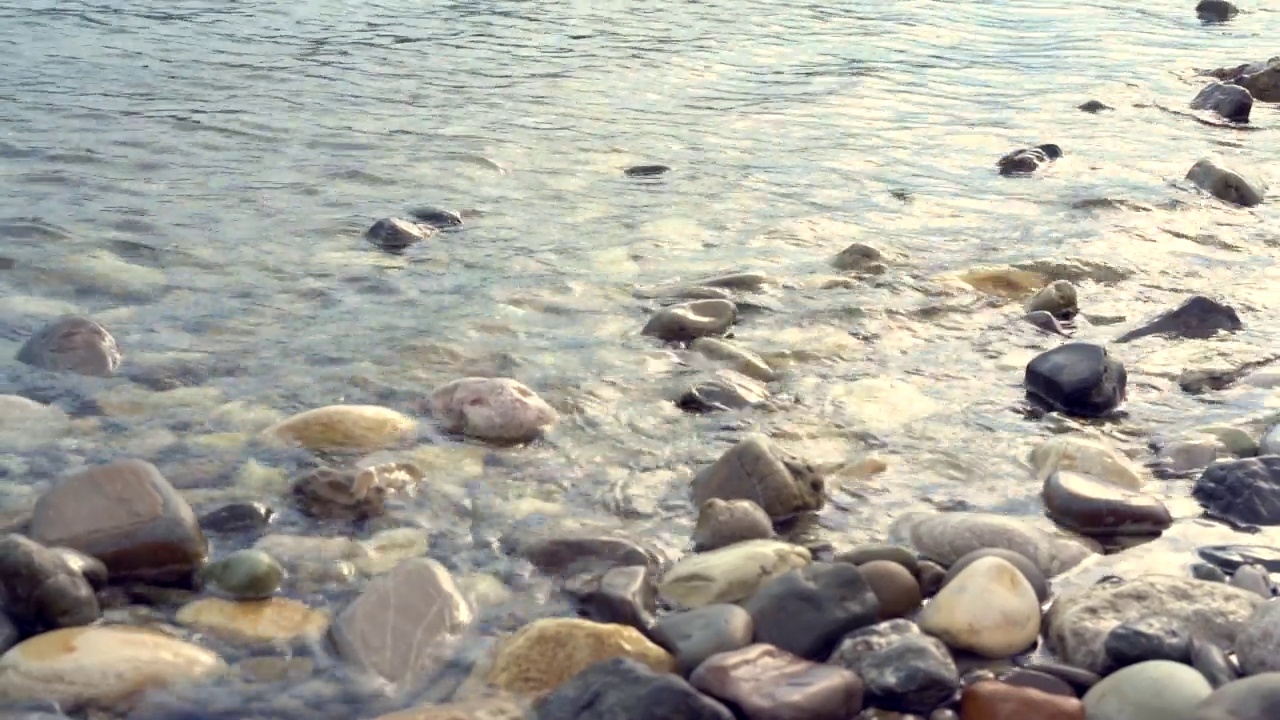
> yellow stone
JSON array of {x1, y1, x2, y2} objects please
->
[
  {"x1": 176, "y1": 598, "x2": 330, "y2": 644},
  {"x1": 0, "y1": 626, "x2": 224, "y2": 708},
  {"x1": 484, "y1": 618, "x2": 674, "y2": 697},
  {"x1": 263, "y1": 405, "x2": 417, "y2": 452},
  {"x1": 957, "y1": 266, "x2": 1046, "y2": 298}
]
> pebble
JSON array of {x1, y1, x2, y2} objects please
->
[
  {"x1": 198, "y1": 502, "x2": 274, "y2": 534},
  {"x1": 624, "y1": 164, "x2": 671, "y2": 177},
  {"x1": 291, "y1": 462, "x2": 423, "y2": 520},
  {"x1": 659, "y1": 539, "x2": 811, "y2": 608},
  {"x1": 264, "y1": 404, "x2": 417, "y2": 452},
  {"x1": 1045, "y1": 575, "x2": 1263, "y2": 674},
  {"x1": 859, "y1": 560, "x2": 923, "y2": 619},
  {"x1": 28, "y1": 459, "x2": 206, "y2": 586},
  {"x1": 1103, "y1": 615, "x2": 1191, "y2": 669},
  {"x1": 1186, "y1": 158, "x2": 1267, "y2": 207},
  {"x1": 564, "y1": 565, "x2": 656, "y2": 631},
  {"x1": 533, "y1": 657, "x2": 733, "y2": 720},
  {"x1": 1115, "y1": 295, "x2": 1242, "y2": 343},
  {"x1": 996, "y1": 668, "x2": 1076, "y2": 697},
  {"x1": 199, "y1": 549, "x2": 285, "y2": 600},
  {"x1": 1078, "y1": 100, "x2": 1113, "y2": 112},
  {"x1": 15, "y1": 315, "x2": 122, "y2": 377},
  {"x1": 1026, "y1": 281, "x2": 1078, "y2": 319},
  {"x1": 1188, "y1": 636, "x2": 1238, "y2": 688},
  {"x1": 692, "y1": 498, "x2": 775, "y2": 552},
  {"x1": 1024, "y1": 342, "x2": 1126, "y2": 417},
  {"x1": 1028, "y1": 435, "x2": 1148, "y2": 490},
  {"x1": 828, "y1": 619, "x2": 960, "y2": 715},
  {"x1": 1227, "y1": 564, "x2": 1271, "y2": 598},
  {"x1": 1081, "y1": 659, "x2": 1211, "y2": 720},
  {"x1": 1190, "y1": 81, "x2": 1252, "y2": 122},
  {"x1": 917, "y1": 560, "x2": 948, "y2": 597},
  {"x1": 1195, "y1": 0, "x2": 1238, "y2": 22},
  {"x1": 1041, "y1": 470, "x2": 1172, "y2": 536},
  {"x1": 1193, "y1": 456, "x2": 1280, "y2": 526},
  {"x1": 941, "y1": 548, "x2": 1048, "y2": 603},
  {"x1": 1223, "y1": 57, "x2": 1280, "y2": 101},
  {"x1": 690, "y1": 337, "x2": 777, "y2": 382},
  {"x1": 642, "y1": 300, "x2": 737, "y2": 343},
  {"x1": 691, "y1": 644, "x2": 864, "y2": 720},
  {"x1": 1231, "y1": 598, "x2": 1280, "y2": 675},
  {"x1": 832, "y1": 242, "x2": 888, "y2": 274},
  {"x1": 677, "y1": 369, "x2": 769, "y2": 413},
  {"x1": 651, "y1": 604, "x2": 754, "y2": 677},
  {"x1": 743, "y1": 562, "x2": 880, "y2": 660},
  {"x1": 365, "y1": 217, "x2": 434, "y2": 251},
  {"x1": 890, "y1": 511, "x2": 1094, "y2": 578},
  {"x1": 0, "y1": 626, "x2": 224, "y2": 708},
  {"x1": 691, "y1": 435, "x2": 825, "y2": 520},
  {"x1": 484, "y1": 618, "x2": 674, "y2": 697},
  {"x1": 429, "y1": 377, "x2": 558, "y2": 442},
  {"x1": 917, "y1": 556, "x2": 1040, "y2": 659},
  {"x1": 329, "y1": 558, "x2": 472, "y2": 684},
  {"x1": 1018, "y1": 661, "x2": 1100, "y2": 694},
  {"x1": 516, "y1": 534, "x2": 654, "y2": 577},
  {"x1": 1190, "y1": 672, "x2": 1280, "y2": 719},
  {"x1": 837, "y1": 544, "x2": 920, "y2": 576},
  {"x1": 175, "y1": 597, "x2": 329, "y2": 644},
  {"x1": 0, "y1": 534, "x2": 99, "y2": 635},
  {"x1": 406, "y1": 206, "x2": 463, "y2": 228},
  {"x1": 997, "y1": 144, "x2": 1062, "y2": 176},
  {"x1": 960, "y1": 680, "x2": 1085, "y2": 720}
]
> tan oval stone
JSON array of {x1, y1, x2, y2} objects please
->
[
  {"x1": 264, "y1": 405, "x2": 417, "y2": 452},
  {"x1": 659, "y1": 539, "x2": 812, "y2": 608},
  {"x1": 429, "y1": 377, "x2": 558, "y2": 443},
  {"x1": 918, "y1": 556, "x2": 1041, "y2": 659},
  {"x1": 485, "y1": 618, "x2": 674, "y2": 697},
  {"x1": 0, "y1": 626, "x2": 224, "y2": 708},
  {"x1": 1030, "y1": 435, "x2": 1144, "y2": 490},
  {"x1": 176, "y1": 597, "x2": 330, "y2": 644}
]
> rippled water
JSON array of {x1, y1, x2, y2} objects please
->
[{"x1": 1, "y1": 0, "x2": 1279, "y2": 714}]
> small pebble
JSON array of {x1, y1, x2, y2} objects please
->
[{"x1": 200, "y1": 549, "x2": 286, "y2": 600}]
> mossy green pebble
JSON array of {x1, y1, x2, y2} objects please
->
[{"x1": 200, "y1": 549, "x2": 285, "y2": 600}]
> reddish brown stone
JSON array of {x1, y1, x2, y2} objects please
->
[
  {"x1": 960, "y1": 680, "x2": 1084, "y2": 720},
  {"x1": 29, "y1": 459, "x2": 206, "y2": 586},
  {"x1": 691, "y1": 643, "x2": 863, "y2": 720}
]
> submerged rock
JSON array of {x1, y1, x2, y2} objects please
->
[
  {"x1": 533, "y1": 657, "x2": 733, "y2": 720},
  {"x1": 1196, "y1": 0, "x2": 1238, "y2": 22},
  {"x1": 624, "y1": 165, "x2": 671, "y2": 177},
  {"x1": 199, "y1": 549, "x2": 285, "y2": 600},
  {"x1": 690, "y1": 337, "x2": 777, "y2": 382},
  {"x1": 406, "y1": 206, "x2": 463, "y2": 228},
  {"x1": 430, "y1": 377, "x2": 558, "y2": 442},
  {"x1": 832, "y1": 242, "x2": 888, "y2": 274},
  {"x1": 677, "y1": 370, "x2": 769, "y2": 413},
  {"x1": 642, "y1": 300, "x2": 737, "y2": 343},
  {"x1": 890, "y1": 511, "x2": 1096, "y2": 577},
  {"x1": 0, "y1": 534, "x2": 99, "y2": 635},
  {"x1": 16, "y1": 315, "x2": 121, "y2": 378},
  {"x1": 692, "y1": 435, "x2": 825, "y2": 520},
  {"x1": 485, "y1": 618, "x2": 674, "y2": 697},
  {"x1": 264, "y1": 404, "x2": 417, "y2": 453},
  {"x1": 1115, "y1": 295, "x2": 1242, "y2": 343},
  {"x1": 1193, "y1": 456, "x2": 1280, "y2": 526},
  {"x1": 1042, "y1": 470, "x2": 1172, "y2": 537},
  {"x1": 1210, "y1": 56, "x2": 1280, "y2": 102},
  {"x1": 1030, "y1": 435, "x2": 1145, "y2": 490},
  {"x1": 291, "y1": 462, "x2": 423, "y2": 520},
  {"x1": 175, "y1": 597, "x2": 328, "y2": 644},
  {"x1": 198, "y1": 502, "x2": 274, "y2": 534},
  {"x1": 1024, "y1": 342, "x2": 1126, "y2": 417},
  {"x1": 692, "y1": 498, "x2": 775, "y2": 552},
  {"x1": 1186, "y1": 159, "x2": 1267, "y2": 207},
  {"x1": 1191, "y1": 81, "x2": 1252, "y2": 122},
  {"x1": 1078, "y1": 100, "x2": 1113, "y2": 113},
  {"x1": 365, "y1": 217, "x2": 434, "y2": 251},
  {"x1": 997, "y1": 144, "x2": 1062, "y2": 176}
]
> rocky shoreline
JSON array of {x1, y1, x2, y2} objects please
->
[{"x1": 0, "y1": 18, "x2": 1278, "y2": 720}]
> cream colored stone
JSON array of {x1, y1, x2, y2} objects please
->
[
  {"x1": 485, "y1": 618, "x2": 673, "y2": 696},
  {"x1": 1030, "y1": 435, "x2": 1145, "y2": 490},
  {"x1": 0, "y1": 626, "x2": 224, "y2": 707},
  {"x1": 176, "y1": 598, "x2": 329, "y2": 644},
  {"x1": 263, "y1": 405, "x2": 417, "y2": 452},
  {"x1": 430, "y1": 377, "x2": 558, "y2": 442},
  {"x1": 918, "y1": 556, "x2": 1041, "y2": 659},
  {"x1": 658, "y1": 539, "x2": 811, "y2": 608}
]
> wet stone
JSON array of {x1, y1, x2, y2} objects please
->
[
  {"x1": 1115, "y1": 295, "x2": 1242, "y2": 343},
  {"x1": 917, "y1": 556, "x2": 1040, "y2": 659},
  {"x1": 1189, "y1": 636, "x2": 1238, "y2": 689},
  {"x1": 1081, "y1": 659, "x2": 1211, "y2": 720},
  {"x1": 1191, "y1": 82, "x2": 1252, "y2": 122},
  {"x1": 832, "y1": 242, "x2": 887, "y2": 274},
  {"x1": 0, "y1": 534, "x2": 99, "y2": 636},
  {"x1": 890, "y1": 511, "x2": 1095, "y2": 578},
  {"x1": 677, "y1": 370, "x2": 769, "y2": 413},
  {"x1": 1232, "y1": 597, "x2": 1280, "y2": 675},
  {"x1": 642, "y1": 299, "x2": 738, "y2": 343},
  {"x1": 1103, "y1": 615, "x2": 1191, "y2": 670},
  {"x1": 199, "y1": 501, "x2": 274, "y2": 534},
  {"x1": 1193, "y1": 457, "x2": 1280, "y2": 526},
  {"x1": 1024, "y1": 343, "x2": 1126, "y2": 418},
  {"x1": 1026, "y1": 280, "x2": 1078, "y2": 319},
  {"x1": 175, "y1": 596, "x2": 329, "y2": 645},
  {"x1": 28, "y1": 459, "x2": 206, "y2": 587},
  {"x1": 1196, "y1": 0, "x2": 1238, "y2": 22},
  {"x1": 1042, "y1": 470, "x2": 1172, "y2": 537},
  {"x1": 1186, "y1": 158, "x2": 1267, "y2": 207},
  {"x1": 533, "y1": 657, "x2": 733, "y2": 720},
  {"x1": 1227, "y1": 564, "x2": 1271, "y2": 598},
  {"x1": 828, "y1": 619, "x2": 961, "y2": 715},
  {"x1": 960, "y1": 680, "x2": 1085, "y2": 720},
  {"x1": 1191, "y1": 562, "x2": 1228, "y2": 583},
  {"x1": 565, "y1": 565, "x2": 656, "y2": 632},
  {"x1": 996, "y1": 668, "x2": 1077, "y2": 698},
  {"x1": 47, "y1": 547, "x2": 107, "y2": 591},
  {"x1": 624, "y1": 164, "x2": 671, "y2": 177},
  {"x1": 859, "y1": 560, "x2": 923, "y2": 620},
  {"x1": 1017, "y1": 662, "x2": 1100, "y2": 694},
  {"x1": 836, "y1": 544, "x2": 920, "y2": 576},
  {"x1": 0, "y1": 612, "x2": 17, "y2": 655},
  {"x1": 516, "y1": 534, "x2": 654, "y2": 578},
  {"x1": 1078, "y1": 100, "x2": 1112, "y2": 113},
  {"x1": 692, "y1": 435, "x2": 825, "y2": 520},
  {"x1": 689, "y1": 337, "x2": 777, "y2": 382},
  {"x1": 690, "y1": 643, "x2": 865, "y2": 720},
  {"x1": 407, "y1": 206, "x2": 463, "y2": 228},
  {"x1": 292, "y1": 462, "x2": 423, "y2": 521},
  {"x1": 1197, "y1": 544, "x2": 1280, "y2": 574},
  {"x1": 997, "y1": 144, "x2": 1062, "y2": 176},
  {"x1": 742, "y1": 562, "x2": 880, "y2": 661},
  {"x1": 429, "y1": 377, "x2": 558, "y2": 443},
  {"x1": 1025, "y1": 310, "x2": 1070, "y2": 336},
  {"x1": 199, "y1": 549, "x2": 285, "y2": 600},
  {"x1": 651, "y1": 604, "x2": 754, "y2": 678},
  {"x1": 918, "y1": 560, "x2": 948, "y2": 597},
  {"x1": 941, "y1": 548, "x2": 1048, "y2": 603},
  {"x1": 365, "y1": 217, "x2": 434, "y2": 251},
  {"x1": 693, "y1": 498, "x2": 775, "y2": 552},
  {"x1": 15, "y1": 315, "x2": 122, "y2": 378},
  {"x1": 659, "y1": 539, "x2": 811, "y2": 608}
]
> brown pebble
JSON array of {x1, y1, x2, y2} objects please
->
[
  {"x1": 959, "y1": 679, "x2": 1084, "y2": 719},
  {"x1": 917, "y1": 560, "x2": 947, "y2": 598},
  {"x1": 996, "y1": 668, "x2": 1076, "y2": 698},
  {"x1": 858, "y1": 560, "x2": 923, "y2": 620}
]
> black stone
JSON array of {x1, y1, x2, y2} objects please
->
[
  {"x1": 406, "y1": 206, "x2": 463, "y2": 228},
  {"x1": 1024, "y1": 342, "x2": 1126, "y2": 417},
  {"x1": 1190, "y1": 636, "x2": 1239, "y2": 689},
  {"x1": 533, "y1": 657, "x2": 734, "y2": 720},
  {"x1": 1197, "y1": 544, "x2": 1280, "y2": 574},
  {"x1": 199, "y1": 502, "x2": 275, "y2": 534},
  {"x1": 1042, "y1": 470, "x2": 1173, "y2": 537},
  {"x1": 1191, "y1": 82, "x2": 1252, "y2": 122},
  {"x1": 565, "y1": 565, "x2": 656, "y2": 632},
  {"x1": 997, "y1": 144, "x2": 1062, "y2": 176},
  {"x1": 1194, "y1": 457, "x2": 1280, "y2": 527},
  {"x1": 1191, "y1": 672, "x2": 1280, "y2": 720},
  {"x1": 1191, "y1": 562, "x2": 1228, "y2": 583},
  {"x1": 743, "y1": 562, "x2": 880, "y2": 661},
  {"x1": 1015, "y1": 661, "x2": 1101, "y2": 693},
  {"x1": 0, "y1": 534, "x2": 100, "y2": 635},
  {"x1": 1196, "y1": 0, "x2": 1239, "y2": 22},
  {"x1": 1115, "y1": 296, "x2": 1242, "y2": 343},
  {"x1": 651, "y1": 604, "x2": 754, "y2": 677},
  {"x1": 0, "y1": 610, "x2": 18, "y2": 654},
  {"x1": 1078, "y1": 100, "x2": 1113, "y2": 113},
  {"x1": 624, "y1": 165, "x2": 671, "y2": 178},
  {"x1": 828, "y1": 619, "x2": 960, "y2": 714},
  {"x1": 940, "y1": 548, "x2": 1049, "y2": 603},
  {"x1": 1104, "y1": 615, "x2": 1192, "y2": 669},
  {"x1": 15, "y1": 315, "x2": 121, "y2": 378}
]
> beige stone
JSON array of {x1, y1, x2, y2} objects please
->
[
  {"x1": 429, "y1": 377, "x2": 558, "y2": 442},
  {"x1": 1030, "y1": 435, "x2": 1144, "y2": 490},
  {"x1": 0, "y1": 626, "x2": 223, "y2": 708},
  {"x1": 264, "y1": 405, "x2": 417, "y2": 452},
  {"x1": 917, "y1": 556, "x2": 1041, "y2": 658},
  {"x1": 485, "y1": 618, "x2": 673, "y2": 696},
  {"x1": 659, "y1": 539, "x2": 812, "y2": 608},
  {"x1": 176, "y1": 598, "x2": 330, "y2": 644}
]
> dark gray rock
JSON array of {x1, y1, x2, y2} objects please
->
[
  {"x1": 533, "y1": 657, "x2": 734, "y2": 720},
  {"x1": 1191, "y1": 672, "x2": 1280, "y2": 720},
  {"x1": 565, "y1": 565, "x2": 656, "y2": 632},
  {"x1": 642, "y1": 300, "x2": 737, "y2": 343},
  {"x1": 515, "y1": 534, "x2": 656, "y2": 578},
  {"x1": 1024, "y1": 310, "x2": 1070, "y2": 336},
  {"x1": 690, "y1": 643, "x2": 864, "y2": 720},
  {"x1": 407, "y1": 206, "x2": 463, "y2": 228},
  {"x1": 0, "y1": 611, "x2": 18, "y2": 654},
  {"x1": 692, "y1": 498, "x2": 774, "y2": 552},
  {"x1": 365, "y1": 217, "x2": 433, "y2": 251},
  {"x1": 1042, "y1": 470, "x2": 1172, "y2": 537},
  {"x1": 743, "y1": 562, "x2": 880, "y2": 661},
  {"x1": 16, "y1": 315, "x2": 121, "y2": 378},
  {"x1": 1191, "y1": 82, "x2": 1252, "y2": 122},
  {"x1": 1017, "y1": 661, "x2": 1101, "y2": 694},
  {"x1": 677, "y1": 371, "x2": 769, "y2": 413},
  {"x1": 997, "y1": 144, "x2": 1062, "y2": 176},
  {"x1": 651, "y1": 604, "x2": 755, "y2": 677},
  {"x1": 1196, "y1": 0, "x2": 1238, "y2": 22},
  {"x1": 1191, "y1": 562, "x2": 1228, "y2": 583},
  {"x1": 625, "y1": 165, "x2": 671, "y2": 178},
  {"x1": 1198, "y1": 545, "x2": 1280, "y2": 574},
  {"x1": 0, "y1": 534, "x2": 99, "y2": 635},
  {"x1": 1115, "y1": 296, "x2": 1242, "y2": 343},
  {"x1": 917, "y1": 560, "x2": 947, "y2": 598},
  {"x1": 1103, "y1": 615, "x2": 1192, "y2": 670},
  {"x1": 692, "y1": 435, "x2": 825, "y2": 520},
  {"x1": 835, "y1": 544, "x2": 920, "y2": 576},
  {"x1": 1186, "y1": 159, "x2": 1267, "y2": 208},
  {"x1": 940, "y1": 548, "x2": 1049, "y2": 603},
  {"x1": 1024, "y1": 343, "x2": 1126, "y2": 417},
  {"x1": 199, "y1": 502, "x2": 274, "y2": 534},
  {"x1": 1078, "y1": 100, "x2": 1113, "y2": 113},
  {"x1": 1193, "y1": 456, "x2": 1280, "y2": 526},
  {"x1": 1228, "y1": 564, "x2": 1272, "y2": 598},
  {"x1": 1207, "y1": 57, "x2": 1280, "y2": 101},
  {"x1": 828, "y1": 619, "x2": 961, "y2": 714},
  {"x1": 1190, "y1": 637, "x2": 1238, "y2": 689}
]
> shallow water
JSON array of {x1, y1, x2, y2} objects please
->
[{"x1": 1, "y1": 0, "x2": 1279, "y2": 713}]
